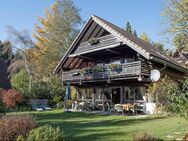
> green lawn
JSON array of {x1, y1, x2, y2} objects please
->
[{"x1": 21, "y1": 110, "x2": 188, "y2": 140}]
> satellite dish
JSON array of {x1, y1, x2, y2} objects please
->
[{"x1": 150, "y1": 69, "x2": 160, "y2": 82}]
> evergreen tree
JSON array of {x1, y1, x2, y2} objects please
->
[
  {"x1": 125, "y1": 22, "x2": 132, "y2": 33},
  {"x1": 133, "y1": 30, "x2": 137, "y2": 37},
  {"x1": 0, "y1": 40, "x2": 13, "y2": 62}
]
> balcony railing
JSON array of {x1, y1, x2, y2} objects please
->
[{"x1": 62, "y1": 61, "x2": 148, "y2": 82}]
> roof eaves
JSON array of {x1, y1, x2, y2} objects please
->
[
  {"x1": 53, "y1": 16, "x2": 93, "y2": 73},
  {"x1": 150, "y1": 55, "x2": 188, "y2": 74}
]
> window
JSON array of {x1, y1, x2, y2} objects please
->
[
  {"x1": 80, "y1": 88, "x2": 92, "y2": 99},
  {"x1": 123, "y1": 86, "x2": 145, "y2": 102}
]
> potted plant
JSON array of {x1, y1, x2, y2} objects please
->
[
  {"x1": 70, "y1": 70, "x2": 80, "y2": 76},
  {"x1": 82, "y1": 67, "x2": 93, "y2": 75},
  {"x1": 92, "y1": 66, "x2": 105, "y2": 73},
  {"x1": 108, "y1": 64, "x2": 122, "y2": 73},
  {"x1": 87, "y1": 38, "x2": 100, "y2": 45}
]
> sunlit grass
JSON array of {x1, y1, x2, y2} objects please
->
[{"x1": 16, "y1": 109, "x2": 188, "y2": 140}]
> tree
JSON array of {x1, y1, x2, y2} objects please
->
[
  {"x1": 147, "y1": 76, "x2": 176, "y2": 108},
  {"x1": 167, "y1": 78, "x2": 188, "y2": 120},
  {"x1": 161, "y1": 0, "x2": 188, "y2": 52},
  {"x1": 125, "y1": 22, "x2": 138, "y2": 37},
  {"x1": 125, "y1": 22, "x2": 132, "y2": 33},
  {"x1": 133, "y1": 30, "x2": 137, "y2": 37},
  {"x1": 0, "y1": 41, "x2": 13, "y2": 62},
  {"x1": 32, "y1": 0, "x2": 82, "y2": 78},
  {"x1": 7, "y1": 26, "x2": 37, "y2": 92},
  {"x1": 173, "y1": 33, "x2": 188, "y2": 51},
  {"x1": 139, "y1": 32, "x2": 151, "y2": 42},
  {"x1": 152, "y1": 42, "x2": 165, "y2": 52},
  {"x1": 162, "y1": 0, "x2": 188, "y2": 34},
  {"x1": 11, "y1": 70, "x2": 65, "y2": 101},
  {"x1": 11, "y1": 70, "x2": 30, "y2": 98},
  {"x1": 1, "y1": 89, "x2": 22, "y2": 108}
]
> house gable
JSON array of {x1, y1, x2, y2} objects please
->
[{"x1": 54, "y1": 15, "x2": 188, "y2": 74}]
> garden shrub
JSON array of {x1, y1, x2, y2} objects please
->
[
  {"x1": 16, "y1": 135, "x2": 25, "y2": 141},
  {"x1": 57, "y1": 101, "x2": 64, "y2": 109},
  {"x1": 57, "y1": 100, "x2": 72, "y2": 109},
  {"x1": 1, "y1": 89, "x2": 22, "y2": 108},
  {"x1": 64, "y1": 100, "x2": 72, "y2": 109},
  {"x1": 133, "y1": 133, "x2": 163, "y2": 141},
  {"x1": 0, "y1": 114, "x2": 37, "y2": 141},
  {"x1": 53, "y1": 95, "x2": 62, "y2": 104},
  {"x1": 0, "y1": 102, "x2": 6, "y2": 115},
  {"x1": 26, "y1": 125, "x2": 64, "y2": 141}
]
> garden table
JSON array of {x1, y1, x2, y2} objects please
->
[{"x1": 122, "y1": 103, "x2": 134, "y2": 111}]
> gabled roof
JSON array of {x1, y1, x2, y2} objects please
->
[{"x1": 54, "y1": 15, "x2": 188, "y2": 74}]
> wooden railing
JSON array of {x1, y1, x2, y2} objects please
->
[
  {"x1": 62, "y1": 61, "x2": 147, "y2": 82},
  {"x1": 73, "y1": 34, "x2": 122, "y2": 54}
]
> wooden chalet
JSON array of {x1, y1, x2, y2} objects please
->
[{"x1": 54, "y1": 15, "x2": 188, "y2": 114}]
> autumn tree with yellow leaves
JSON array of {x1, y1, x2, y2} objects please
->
[
  {"x1": 162, "y1": 0, "x2": 188, "y2": 51},
  {"x1": 32, "y1": 0, "x2": 82, "y2": 79}
]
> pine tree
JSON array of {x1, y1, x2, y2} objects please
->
[
  {"x1": 133, "y1": 30, "x2": 137, "y2": 37},
  {"x1": 125, "y1": 22, "x2": 132, "y2": 33}
]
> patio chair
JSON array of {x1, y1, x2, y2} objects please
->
[
  {"x1": 79, "y1": 101, "x2": 90, "y2": 111},
  {"x1": 136, "y1": 103, "x2": 145, "y2": 114},
  {"x1": 114, "y1": 104, "x2": 124, "y2": 115},
  {"x1": 129, "y1": 103, "x2": 137, "y2": 115},
  {"x1": 107, "y1": 102, "x2": 115, "y2": 114}
]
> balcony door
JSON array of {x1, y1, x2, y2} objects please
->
[{"x1": 112, "y1": 87, "x2": 121, "y2": 104}]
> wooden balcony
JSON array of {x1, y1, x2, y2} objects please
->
[
  {"x1": 62, "y1": 61, "x2": 149, "y2": 83},
  {"x1": 69, "y1": 34, "x2": 122, "y2": 57}
]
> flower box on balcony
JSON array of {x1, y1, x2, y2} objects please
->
[
  {"x1": 87, "y1": 38, "x2": 100, "y2": 45},
  {"x1": 70, "y1": 70, "x2": 80, "y2": 76},
  {"x1": 109, "y1": 64, "x2": 122, "y2": 73}
]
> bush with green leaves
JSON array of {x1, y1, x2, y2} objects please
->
[
  {"x1": 18, "y1": 125, "x2": 64, "y2": 141},
  {"x1": 56, "y1": 102, "x2": 64, "y2": 109},
  {"x1": 147, "y1": 76, "x2": 177, "y2": 110},
  {"x1": 148, "y1": 76, "x2": 188, "y2": 120},
  {"x1": 53, "y1": 95, "x2": 62, "y2": 104},
  {"x1": 57, "y1": 100, "x2": 72, "y2": 109},
  {"x1": 167, "y1": 78, "x2": 188, "y2": 120},
  {"x1": 11, "y1": 70, "x2": 65, "y2": 102}
]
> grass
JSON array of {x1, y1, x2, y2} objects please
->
[{"x1": 19, "y1": 110, "x2": 188, "y2": 140}]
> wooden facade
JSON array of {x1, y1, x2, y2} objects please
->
[{"x1": 54, "y1": 15, "x2": 188, "y2": 113}]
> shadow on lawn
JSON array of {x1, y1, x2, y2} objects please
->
[{"x1": 34, "y1": 111, "x2": 166, "y2": 141}]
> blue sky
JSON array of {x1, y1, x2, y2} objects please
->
[{"x1": 0, "y1": 0, "x2": 172, "y2": 49}]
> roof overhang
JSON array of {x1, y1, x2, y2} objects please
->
[{"x1": 150, "y1": 55, "x2": 188, "y2": 74}]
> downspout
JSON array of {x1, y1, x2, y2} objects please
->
[{"x1": 159, "y1": 63, "x2": 167, "y2": 72}]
